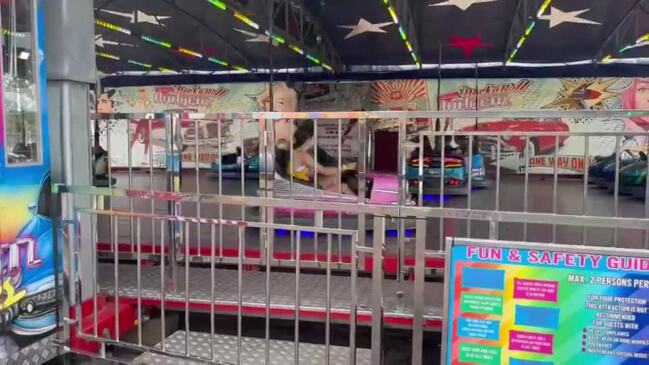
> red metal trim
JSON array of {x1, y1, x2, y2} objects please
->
[
  {"x1": 114, "y1": 296, "x2": 442, "y2": 330},
  {"x1": 97, "y1": 242, "x2": 445, "y2": 272},
  {"x1": 69, "y1": 296, "x2": 137, "y2": 353}
]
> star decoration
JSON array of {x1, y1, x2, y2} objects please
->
[
  {"x1": 95, "y1": 34, "x2": 135, "y2": 48},
  {"x1": 233, "y1": 28, "x2": 279, "y2": 46},
  {"x1": 446, "y1": 35, "x2": 490, "y2": 58},
  {"x1": 539, "y1": 7, "x2": 600, "y2": 29},
  {"x1": 338, "y1": 18, "x2": 393, "y2": 40},
  {"x1": 544, "y1": 79, "x2": 617, "y2": 110},
  {"x1": 429, "y1": 0, "x2": 497, "y2": 11},
  {"x1": 99, "y1": 9, "x2": 171, "y2": 26}
]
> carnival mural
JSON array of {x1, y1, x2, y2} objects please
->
[
  {"x1": 102, "y1": 77, "x2": 649, "y2": 175},
  {"x1": 0, "y1": 0, "x2": 56, "y2": 358},
  {"x1": 439, "y1": 78, "x2": 648, "y2": 174}
]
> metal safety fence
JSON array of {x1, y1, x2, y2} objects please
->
[{"x1": 54, "y1": 110, "x2": 649, "y2": 364}]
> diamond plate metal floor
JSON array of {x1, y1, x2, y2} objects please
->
[
  {"x1": 97, "y1": 264, "x2": 443, "y2": 329},
  {"x1": 131, "y1": 330, "x2": 370, "y2": 365}
]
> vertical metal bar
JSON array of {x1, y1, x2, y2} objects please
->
[
  {"x1": 106, "y1": 119, "x2": 114, "y2": 264},
  {"x1": 417, "y1": 134, "x2": 423, "y2": 207},
  {"x1": 86, "y1": 117, "x2": 99, "y2": 340},
  {"x1": 169, "y1": 114, "x2": 180, "y2": 292},
  {"x1": 357, "y1": 118, "x2": 367, "y2": 268},
  {"x1": 107, "y1": 119, "x2": 112, "y2": 193},
  {"x1": 267, "y1": 116, "x2": 276, "y2": 264},
  {"x1": 314, "y1": 118, "x2": 319, "y2": 201},
  {"x1": 73, "y1": 210, "x2": 82, "y2": 337},
  {"x1": 371, "y1": 217, "x2": 385, "y2": 364},
  {"x1": 349, "y1": 232, "x2": 358, "y2": 365},
  {"x1": 240, "y1": 119, "x2": 246, "y2": 222},
  {"x1": 325, "y1": 233, "x2": 332, "y2": 365},
  {"x1": 195, "y1": 120, "x2": 201, "y2": 257},
  {"x1": 582, "y1": 136, "x2": 589, "y2": 245},
  {"x1": 258, "y1": 113, "x2": 268, "y2": 255},
  {"x1": 184, "y1": 221, "x2": 190, "y2": 356},
  {"x1": 290, "y1": 119, "x2": 295, "y2": 260},
  {"x1": 160, "y1": 220, "x2": 167, "y2": 352},
  {"x1": 397, "y1": 118, "x2": 407, "y2": 279},
  {"x1": 294, "y1": 231, "x2": 301, "y2": 365},
  {"x1": 265, "y1": 222, "x2": 272, "y2": 365},
  {"x1": 523, "y1": 135, "x2": 530, "y2": 240},
  {"x1": 314, "y1": 119, "x2": 319, "y2": 260},
  {"x1": 337, "y1": 119, "x2": 343, "y2": 262},
  {"x1": 210, "y1": 223, "x2": 216, "y2": 360},
  {"x1": 218, "y1": 119, "x2": 223, "y2": 258},
  {"x1": 136, "y1": 217, "x2": 142, "y2": 346},
  {"x1": 91, "y1": 207, "x2": 98, "y2": 337},
  {"x1": 411, "y1": 219, "x2": 426, "y2": 365},
  {"x1": 439, "y1": 131, "x2": 445, "y2": 250},
  {"x1": 491, "y1": 137, "x2": 501, "y2": 239},
  {"x1": 128, "y1": 119, "x2": 134, "y2": 253},
  {"x1": 466, "y1": 136, "x2": 473, "y2": 237},
  {"x1": 613, "y1": 135, "x2": 620, "y2": 247},
  {"x1": 148, "y1": 117, "x2": 155, "y2": 255},
  {"x1": 238, "y1": 225, "x2": 244, "y2": 364},
  {"x1": 112, "y1": 215, "x2": 120, "y2": 342},
  {"x1": 552, "y1": 135, "x2": 559, "y2": 243}
]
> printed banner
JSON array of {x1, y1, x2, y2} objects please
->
[
  {"x1": 440, "y1": 78, "x2": 649, "y2": 174},
  {"x1": 445, "y1": 238, "x2": 649, "y2": 365},
  {"x1": 98, "y1": 83, "x2": 266, "y2": 168},
  {"x1": 103, "y1": 78, "x2": 649, "y2": 173}
]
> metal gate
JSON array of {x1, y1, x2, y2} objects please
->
[{"x1": 54, "y1": 110, "x2": 649, "y2": 364}]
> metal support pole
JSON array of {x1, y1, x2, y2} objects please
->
[
  {"x1": 371, "y1": 217, "x2": 384, "y2": 364},
  {"x1": 411, "y1": 218, "x2": 426, "y2": 365},
  {"x1": 46, "y1": 0, "x2": 96, "y2": 334}
]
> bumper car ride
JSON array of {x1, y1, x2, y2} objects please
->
[
  {"x1": 406, "y1": 153, "x2": 488, "y2": 196},
  {"x1": 616, "y1": 160, "x2": 647, "y2": 199},
  {"x1": 265, "y1": 172, "x2": 415, "y2": 230},
  {"x1": 599, "y1": 159, "x2": 644, "y2": 192},
  {"x1": 210, "y1": 154, "x2": 263, "y2": 179},
  {"x1": 588, "y1": 154, "x2": 616, "y2": 186},
  {"x1": 590, "y1": 148, "x2": 646, "y2": 188}
]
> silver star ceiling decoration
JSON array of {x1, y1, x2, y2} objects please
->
[
  {"x1": 233, "y1": 28, "x2": 279, "y2": 46},
  {"x1": 538, "y1": 7, "x2": 601, "y2": 29},
  {"x1": 429, "y1": 0, "x2": 497, "y2": 11},
  {"x1": 338, "y1": 18, "x2": 394, "y2": 39},
  {"x1": 99, "y1": 9, "x2": 171, "y2": 26}
]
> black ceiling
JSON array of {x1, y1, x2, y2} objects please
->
[{"x1": 93, "y1": 0, "x2": 649, "y2": 78}]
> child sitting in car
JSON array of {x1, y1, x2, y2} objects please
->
[{"x1": 275, "y1": 120, "x2": 359, "y2": 195}]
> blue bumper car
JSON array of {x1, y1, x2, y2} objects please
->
[
  {"x1": 406, "y1": 136, "x2": 488, "y2": 196},
  {"x1": 210, "y1": 147, "x2": 260, "y2": 179}
]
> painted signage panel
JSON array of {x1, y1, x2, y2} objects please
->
[
  {"x1": 444, "y1": 238, "x2": 649, "y2": 365},
  {"x1": 102, "y1": 78, "x2": 649, "y2": 174}
]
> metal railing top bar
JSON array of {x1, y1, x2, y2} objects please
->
[
  {"x1": 79, "y1": 208, "x2": 359, "y2": 237},
  {"x1": 419, "y1": 130, "x2": 649, "y2": 137},
  {"x1": 91, "y1": 109, "x2": 649, "y2": 121},
  {"x1": 399, "y1": 206, "x2": 649, "y2": 231},
  {"x1": 60, "y1": 184, "x2": 649, "y2": 231}
]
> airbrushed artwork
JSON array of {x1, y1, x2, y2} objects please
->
[
  {"x1": 101, "y1": 77, "x2": 649, "y2": 177},
  {"x1": 0, "y1": 0, "x2": 56, "y2": 359},
  {"x1": 441, "y1": 78, "x2": 649, "y2": 174}
]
